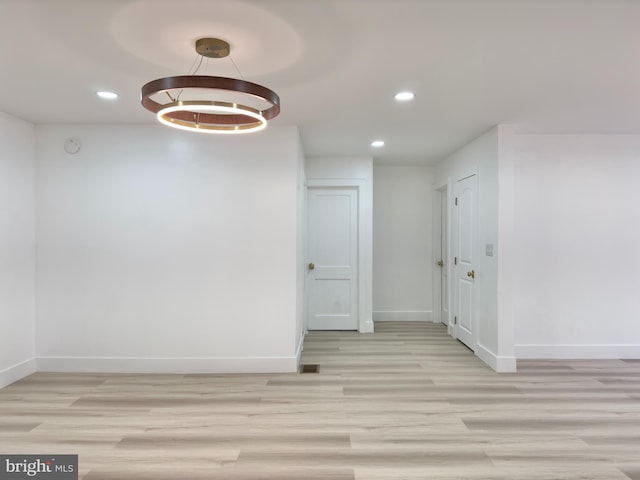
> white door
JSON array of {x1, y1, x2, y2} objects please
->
[
  {"x1": 440, "y1": 190, "x2": 449, "y2": 325},
  {"x1": 307, "y1": 188, "x2": 358, "y2": 330},
  {"x1": 454, "y1": 174, "x2": 477, "y2": 349}
]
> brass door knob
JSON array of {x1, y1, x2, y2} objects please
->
[
  {"x1": 308, "y1": 262, "x2": 315, "y2": 270},
  {"x1": 467, "y1": 270, "x2": 475, "y2": 279},
  {"x1": 437, "y1": 260, "x2": 445, "y2": 267}
]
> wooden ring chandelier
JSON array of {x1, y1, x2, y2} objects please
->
[{"x1": 141, "y1": 38, "x2": 280, "y2": 134}]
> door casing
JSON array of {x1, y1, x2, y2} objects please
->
[
  {"x1": 306, "y1": 178, "x2": 373, "y2": 333},
  {"x1": 453, "y1": 171, "x2": 479, "y2": 350},
  {"x1": 306, "y1": 187, "x2": 358, "y2": 330},
  {"x1": 433, "y1": 185, "x2": 450, "y2": 327}
]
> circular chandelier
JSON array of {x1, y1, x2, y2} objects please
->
[{"x1": 141, "y1": 38, "x2": 280, "y2": 134}]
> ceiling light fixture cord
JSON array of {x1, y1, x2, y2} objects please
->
[
  {"x1": 186, "y1": 52, "x2": 201, "y2": 75},
  {"x1": 177, "y1": 53, "x2": 205, "y2": 101},
  {"x1": 192, "y1": 54, "x2": 204, "y2": 75},
  {"x1": 229, "y1": 55, "x2": 245, "y2": 81}
]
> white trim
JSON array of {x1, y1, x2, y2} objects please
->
[
  {"x1": 373, "y1": 311, "x2": 433, "y2": 322},
  {"x1": 432, "y1": 186, "x2": 444, "y2": 325},
  {"x1": 452, "y1": 168, "x2": 479, "y2": 351},
  {"x1": 515, "y1": 344, "x2": 640, "y2": 359},
  {"x1": 496, "y1": 125, "x2": 517, "y2": 364},
  {"x1": 307, "y1": 179, "x2": 364, "y2": 188},
  {"x1": 295, "y1": 332, "x2": 306, "y2": 367},
  {"x1": 475, "y1": 343, "x2": 517, "y2": 373},
  {"x1": 362, "y1": 320, "x2": 374, "y2": 333},
  {"x1": 0, "y1": 358, "x2": 37, "y2": 389},
  {"x1": 444, "y1": 177, "x2": 454, "y2": 331},
  {"x1": 36, "y1": 356, "x2": 299, "y2": 374},
  {"x1": 306, "y1": 176, "x2": 373, "y2": 334}
]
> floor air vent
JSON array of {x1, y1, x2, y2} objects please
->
[{"x1": 300, "y1": 364, "x2": 320, "y2": 374}]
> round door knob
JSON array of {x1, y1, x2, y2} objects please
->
[
  {"x1": 467, "y1": 270, "x2": 475, "y2": 279},
  {"x1": 308, "y1": 262, "x2": 315, "y2": 270},
  {"x1": 437, "y1": 260, "x2": 445, "y2": 267}
]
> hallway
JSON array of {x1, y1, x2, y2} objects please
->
[{"x1": 0, "y1": 322, "x2": 639, "y2": 479}]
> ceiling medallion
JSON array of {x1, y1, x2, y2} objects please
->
[{"x1": 141, "y1": 38, "x2": 280, "y2": 134}]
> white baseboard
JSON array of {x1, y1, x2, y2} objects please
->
[
  {"x1": 295, "y1": 332, "x2": 306, "y2": 367},
  {"x1": 373, "y1": 311, "x2": 433, "y2": 322},
  {"x1": 475, "y1": 344, "x2": 517, "y2": 373},
  {"x1": 36, "y1": 356, "x2": 299, "y2": 374},
  {"x1": 515, "y1": 344, "x2": 640, "y2": 359},
  {"x1": 361, "y1": 320, "x2": 375, "y2": 333},
  {"x1": 0, "y1": 358, "x2": 37, "y2": 389}
]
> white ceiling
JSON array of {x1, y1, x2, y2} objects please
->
[{"x1": 1, "y1": 0, "x2": 639, "y2": 164}]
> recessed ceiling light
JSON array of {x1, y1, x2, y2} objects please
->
[
  {"x1": 371, "y1": 140, "x2": 385, "y2": 148},
  {"x1": 394, "y1": 91, "x2": 415, "y2": 102},
  {"x1": 96, "y1": 91, "x2": 119, "y2": 100}
]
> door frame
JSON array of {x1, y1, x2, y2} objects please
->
[
  {"x1": 307, "y1": 178, "x2": 373, "y2": 333},
  {"x1": 433, "y1": 178, "x2": 454, "y2": 335},
  {"x1": 306, "y1": 186, "x2": 358, "y2": 331},
  {"x1": 452, "y1": 168, "x2": 479, "y2": 350},
  {"x1": 432, "y1": 184, "x2": 450, "y2": 328}
]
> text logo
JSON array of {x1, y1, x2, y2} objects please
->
[{"x1": 0, "y1": 456, "x2": 77, "y2": 480}]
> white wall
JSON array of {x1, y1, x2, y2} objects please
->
[
  {"x1": 512, "y1": 134, "x2": 640, "y2": 358},
  {"x1": 306, "y1": 157, "x2": 374, "y2": 332},
  {"x1": 35, "y1": 124, "x2": 301, "y2": 373},
  {"x1": 0, "y1": 112, "x2": 37, "y2": 388},
  {"x1": 373, "y1": 166, "x2": 434, "y2": 322},
  {"x1": 435, "y1": 127, "x2": 516, "y2": 371}
]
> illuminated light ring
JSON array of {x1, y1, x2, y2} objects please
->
[
  {"x1": 158, "y1": 101, "x2": 267, "y2": 134},
  {"x1": 141, "y1": 75, "x2": 280, "y2": 134}
]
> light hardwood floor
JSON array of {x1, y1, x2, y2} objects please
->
[{"x1": 1, "y1": 322, "x2": 639, "y2": 479}]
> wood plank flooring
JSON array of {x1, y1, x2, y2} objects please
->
[{"x1": 1, "y1": 322, "x2": 639, "y2": 479}]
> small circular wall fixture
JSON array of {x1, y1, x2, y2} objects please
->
[{"x1": 64, "y1": 138, "x2": 81, "y2": 154}]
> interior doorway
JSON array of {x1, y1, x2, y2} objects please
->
[
  {"x1": 453, "y1": 173, "x2": 478, "y2": 350},
  {"x1": 306, "y1": 187, "x2": 359, "y2": 330}
]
